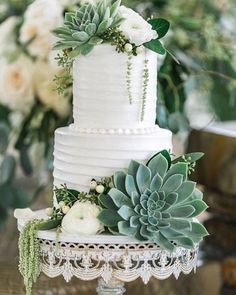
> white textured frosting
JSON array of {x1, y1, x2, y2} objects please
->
[
  {"x1": 73, "y1": 44, "x2": 161, "y2": 130},
  {"x1": 53, "y1": 127, "x2": 172, "y2": 192}
]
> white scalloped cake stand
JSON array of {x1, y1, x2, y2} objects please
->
[{"x1": 17, "y1": 210, "x2": 199, "y2": 295}]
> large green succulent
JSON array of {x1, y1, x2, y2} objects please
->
[
  {"x1": 98, "y1": 150, "x2": 208, "y2": 252},
  {"x1": 53, "y1": 0, "x2": 123, "y2": 56}
]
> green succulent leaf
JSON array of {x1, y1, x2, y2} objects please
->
[
  {"x1": 98, "y1": 209, "x2": 122, "y2": 227},
  {"x1": 136, "y1": 164, "x2": 151, "y2": 194},
  {"x1": 147, "y1": 153, "x2": 169, "y2": 178},
  {"x1": 99, "y1": 150, "x2": 208, "y2": 252},
  {"x1": 113, "y1": 171, "x2": 127, "y2": 194},
  {"x1": 99, "y1": 194, "x2": 117, "y2": 210},
  {"x1": 161, "y1": 174, "x2": 183, "y2": 195},
  {"x1": 109, "y1": 188, "x2": 132, "y2": 208}
]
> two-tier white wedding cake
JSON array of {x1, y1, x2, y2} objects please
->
[{"x1": 53, "y1": 44, "x2": 172, "y2": 192}]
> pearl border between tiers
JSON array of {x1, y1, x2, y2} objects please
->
[{"x1": 69, "y1": 124, "x2": 159, "y2": 135}]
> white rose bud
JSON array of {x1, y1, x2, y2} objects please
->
[
  {"x1": 90, "y1": 180, "x2": 97, "y2": 190},
  {"x1": 96, "y1": 184, "x2": 105, "y2": 194},
  {"x1": 124, "y1": 43, "x2": 133, "y2": 53},
  {"x1": 59, "y1": 201, "x2": 65, "y2": 208},
  {"x1": 62, "y1": 205, "x2": 70, "y2": 214},
  {"x1": 136, "y1": 46, "x2": 144, "y2": 55},
  {"x1": 45, "y1": 207, "x2": 53, "y2": 217}
]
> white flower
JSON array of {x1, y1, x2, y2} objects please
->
[
  {"x1": 61, "y1": 201, "x2": 103, "y2": 235},
  {"x1": 118, "y1": 6, "x2": 158, "y2": 46},
  {"x1": 20, "y1": 0, "x2": 63, "y2": 59},
  {"x1": 0, "y1": 16, "x2": 18, "y2": 55},
  {"x1": 34, "y1": 61, "x2": 71, "y2": 117},
  {"x1": 0, "y1": 56, "x2": 35, "y2": 111}
]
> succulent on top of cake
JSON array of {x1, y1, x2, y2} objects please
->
[{"x1": 53, "y1": 0, "x2": 169, "y2": 56}]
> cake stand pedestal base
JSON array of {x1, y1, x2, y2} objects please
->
[{"x1": 97, "y1": 278, "x2": 126, "y2": 295}]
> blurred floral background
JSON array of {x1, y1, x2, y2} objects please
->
[
  {"x1": 0, "y1": 0, "x2": 235, "y2": 294},
  {"x1": 0, "y1": 0, "x2": 235, "y2": 227}
]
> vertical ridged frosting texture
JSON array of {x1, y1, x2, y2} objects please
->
[{"x1": 73, "y1": 44, "x2": 159, "y2": 130}]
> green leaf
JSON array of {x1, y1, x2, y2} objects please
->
[
  {"x1": 176, "y1": 181, "x2": 196, "y2": 203},
  {"x1": 164, "y1": 162, "x2": 188, "y2": 181},
  {"x1": 38, "y1": 219, "x2": 62, "y2": 230},
  {"x1": 113, "y1": 171, "x2": 127, "y2": 194},
  {"x1": 0, "y1": 155, "x2": 15, "y2": 185},
  {"x1": 109, "y1": 188, "x2": 132, "y2": 208},
  {"x1": 99, "y1": 194, "x2": 117, "y2": 210},
  {"x1": 88, "y1": 36, "x2": 103, "y2": 45},
  {"x1": 173, "y1": 236, "x2": 194, "y2": 249},
  {"x1": 170, "y1": 205, "x2": 195, "y2": 218},
  {"x1": 79, "y1": 43, "x2": 94, "y2": 55},
  {"x1": 161, "y1": 174, "x2": 183, "y2": 195},
  {"x1": 125, "y1": 175, "x2": 138, "y2": 197},
  {"x1": 136, "y1": 164, "x2": 151, "y2": 194},
  {"x1": 144, "y1": 39, "x2": 166, "y2": 55},
  {"x1": 191, "y1": 222, "x2": 209, "y2": 236},
  {"x1": 187, "y1": 200, "x2": 208, "y2": 217},
  {"x1": 172, "y1": 152, "x2": 204, "y2": 164},
  {"x1": 72, "y1": 31, "x2": 90, "y2": 42},
  {"x1": 150, "y1": 173, "x2": 163, "y2": 191},
  {"x1": 0, "y1": 123, "x2": 9, "y2": 153},
  {"x1": 148, "y1": 18, "x2": 170, "y2": 39},
  {"x1": 19, "y1": 146, "x2": 33, "y2": 176},
  {"x1": 165, "y1": 192, "x2": 178, "y2": 205},
  {"x1": 65, "y1": 12, "x2": 74, "y2": 22},
  {"x1": 153, "y1": 232, "x2": 175, "y2": 252},
  {"x1": 98, "y1": 209, "x2": 122, "y2": 227},
  {"x1": 85, "y1": 23, "x2": 97, "y2": 36},
  {"x1": 128, "y1": 160, "x2": 140, "y2": 178},
  {"x1": 118, "y1": 205, "x2": 135, "y2": 220},
  {"x1": 147, "y1": 150, "x2": 171, "y2": 169},
  {"x1": 169, "y1": 219, "x2": 191, "y2": 231},
  {"x1": 110, "y1": 0, "x2": 121, "y2": 17},
  {"x1": 97, "y1": 19, "x2": 109, "y2": 34},
  {"x1": 147, "y1": 154, "x2": 169, "y2": 179},
  {"x1": 118, "y1": 220, "x2": 137, "y2": 236}
]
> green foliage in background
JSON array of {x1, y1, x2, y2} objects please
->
[{"x1": 125, "y1": 0, "x2": 236, "y2": 131}]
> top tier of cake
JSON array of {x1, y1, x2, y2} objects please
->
[{"x1": 72, "y1": 44, "x2": 162, "y2": 131}]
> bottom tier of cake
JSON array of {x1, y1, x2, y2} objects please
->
[{"x1": 53, "y1": 126, "x2": 172, "y2": 192}]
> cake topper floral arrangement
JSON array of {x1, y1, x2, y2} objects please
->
[
  {"x1": 17, "y1": 149, "x2": 208, "y2": 295},
  {"x1": 53, "y1": 0, "x2": 169, "y2": 56}
]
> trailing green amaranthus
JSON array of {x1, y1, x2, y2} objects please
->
[
  {"x1": 98, "y1": 150, "x2": 209, "y2": 252},
  {"x1": 19, "y1": 219, "x2": 42, "y2": 295},
  {"x1": 53, "y1": 0, "x2": 123, "y2": 56}
]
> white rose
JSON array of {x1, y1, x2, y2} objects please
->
[
  {"x1": 61, "y1": 202, "x2": 103, "y2": 235},
  {"x1": 34, "y1": 61, "x2": 71, "y2": 117},
  {"x1": 118, "y1": 6, "x2": 158, "y2": 46},
  {"x1": 25, "y1": 0, "x2": 63, "y2": 22},
  {"x1": 0, "y1": 56, "x2": 34, "y2": 111},
  {"x1": 20, "y1": 0, "x2": 63, "y2": 59},
  {"x1": 0, "y1": 16, "x2": 18, "y2": 55}
]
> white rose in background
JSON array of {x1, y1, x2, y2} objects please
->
[
  {"x1": 61, "y1": 202, "x2": 103, "y2": 235},
  {"x1": 0, "y1": 16, "x2": 18, "y2": 55},
  {"x1": 34, "y1": 61, "x2": 71, "y2": 117},
  {"x1": 118, "y1": 6, "x2": 158, "y2": 46},
  {"x1": 20, "y1": 0, "x2": 63, "y2": 59},
  {"x1": 0, "y1": 56, "x2": 34, "y2": 111}
]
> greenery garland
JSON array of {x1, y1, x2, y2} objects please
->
[
  {"x1": 19, "y1": 219, "x2": 42, "y2": 295},
  {"x1": 141, "y1": 58, "x2": 149, "y2": 121},
  {"x1": 126, "y1": 53, "x2": 133, "y2": 104}
]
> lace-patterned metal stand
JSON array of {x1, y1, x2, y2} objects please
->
[{"x1": 17, "y1": 211, "x2": 199, "y2": 295}]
